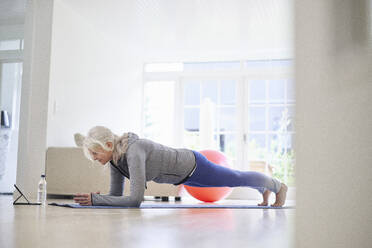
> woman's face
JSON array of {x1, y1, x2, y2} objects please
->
[{"x1": 88, "y1": 144, "x2": 113, "y2": 165}]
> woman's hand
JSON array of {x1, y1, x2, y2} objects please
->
[{"x1": 73, "y1": 191, "x2": 100, "y2": 206}]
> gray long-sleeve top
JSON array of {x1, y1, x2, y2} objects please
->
[{"x1": 91, "y1": 134, "x2": 196, "y2": 207}]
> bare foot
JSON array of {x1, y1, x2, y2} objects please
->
[
  {"x1": 271, "y1": 183, "x2": 288, "y2": 207},
  {"x1": 258, "y1": 190, "x2": 271, "y2": 206}
]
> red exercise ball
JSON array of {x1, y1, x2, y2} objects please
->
[{"x1": 184, "y1": 150, "x2": 233, "y2": 202}]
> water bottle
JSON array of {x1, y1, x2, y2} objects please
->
[{"x1": 37, "y1": 174, "x2": 47, "y2": 205}]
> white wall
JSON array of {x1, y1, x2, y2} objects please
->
[
  {"x1": 16, "y1": 0, "x2": 293, "y2": 198},
  {"x1": 47, "y1": 0, "x2": 293, "y2": 147},
  {"x1": 47, "y1": 0, "x2": 144, "y2": 146},
  {"x1": 295, "y1": 0, "x2": 372, "y2": 247}
]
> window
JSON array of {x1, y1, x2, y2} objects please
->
[
  {"x1": 0, "y1": 39, "x2": 23, "y2": 51},
  {"x1": 143, "y1": 59, "x2": 295, "y2": 186}
]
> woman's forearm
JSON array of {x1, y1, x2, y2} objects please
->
[{"x1": 91, "y1": 193, "x2": 142, "y2": 207}]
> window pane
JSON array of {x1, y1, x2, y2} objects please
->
[
  {"x1": 248, "y1": 134, "x2": 266, "y2": 160},
  {"x1": 219, "y1": 133, "x2": 236, "y2": 160},
  {"x1": 269, "y1": 80, "x2": 285, "y2": 103},
  {"x1": 269, "y1": 134, "x2": 280, "y2": 154},
  {"x1": 287, "y1": 79, "x2": 295, "y2": 102},
  {"x1": 201, "y1": 80, "x2": 218, "y2": 103},
  {"x1": 219, "y1": 106, "x2": 236, "y2": 132},
  {"x1": 270, "y1": 150, "x2": 295, "y2": 187},
  {"x1": 249, "y1": 107, "x2": 266, "y2": 131},
  {"x1": 143, "y1": 81, "x2": 175, "y2": 145},
  {"x1": 285, "y1": 133, "x2": 294, "y2": 151},
  {"x1": 184, "y1": 131, "x2": 200, "y2": 150},
  {"x1": 184, "y1": 81, "x2": 200, "y2": 105},
  {"x1": 184, "y1": 108, "x2": 200, "y2": 131},
  {"x1": 271, "y1": 159, "x2": 295, "y2": 185},
  {"x1": 249, "y1": 80, "x2": 266, "y2": 103},
  {"x1": 287, "y1": 106, "x2": 295, "y2": 132},
  {"x1": 269, "y1": 106, "x2": 286, "y2": 131},
  {"x1": 0, "y1": 39, "x2": 20, "y2": 51},
  {"x1": 269, "y1": 133, "x2": 294, "y2": 155},
  {"x1": 221, "y1": 80, "x2": 236, "y2": 105}
]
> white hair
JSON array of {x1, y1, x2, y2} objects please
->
[
  {"x1": 74, "y1": 126, "x2": 133, "y2": 166},
  {"x1": 74, "y1": 126, "x2": 116, "y2": 162}
]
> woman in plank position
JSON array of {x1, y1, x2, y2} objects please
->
[{"x1": 73, "y1": 126, "x2": 287, "y2": 207}]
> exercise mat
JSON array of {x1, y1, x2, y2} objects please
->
[{"x1": 49, "y1": 202, "x2": 295, "y2": 209}]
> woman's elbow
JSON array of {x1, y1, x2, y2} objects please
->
[{"x1": 129, "y1": 198, "x2": 143, "y2": 208}]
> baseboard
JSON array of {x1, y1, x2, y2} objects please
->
[
  {"x1": 226, "y1": 187, "x2": 296, "y2": 201},
  {"x1": 0, "y1": 192, "x2": 13, "y2": 195}
]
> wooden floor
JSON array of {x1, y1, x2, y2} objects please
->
[{"x1": 0, "y1": 195, "x2": 295, "y2": 248}]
